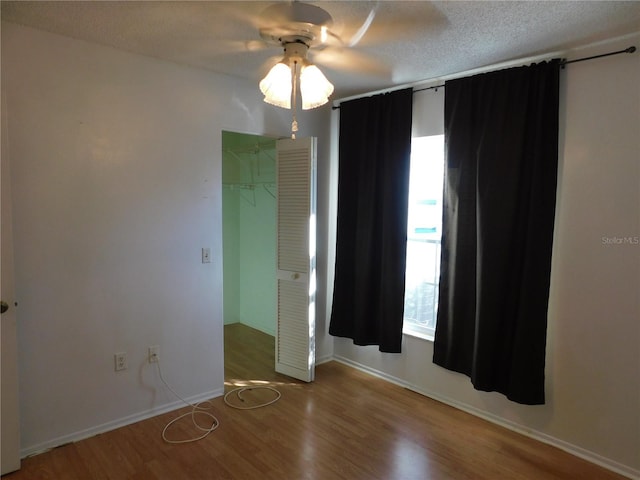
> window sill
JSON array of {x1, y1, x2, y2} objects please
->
[{"x1": 403, "y1": 329, "x2": 434, "y2": 343}]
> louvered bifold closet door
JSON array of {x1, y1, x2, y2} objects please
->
[{"x1": 275, "y1": 137, "x2": 316, "y2": 382}]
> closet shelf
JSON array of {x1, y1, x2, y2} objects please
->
[{"x1": 223, "y1": 182, "x2": 276, "y2": 189}]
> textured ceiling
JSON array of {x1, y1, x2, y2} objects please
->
[{"x1": 2, "y1": 1, "x2": 640, "y2": 98}]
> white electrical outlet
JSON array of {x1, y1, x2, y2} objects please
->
[
  {"x1": 114, "y1": 352, "x2": 127, "y2": 371},
  {"x1": 148, "y1": 345, "x2": 160, "y2": 363}
]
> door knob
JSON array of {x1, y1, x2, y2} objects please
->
[{"x1": 0, "y1": 301, "x2": 8, "y2": 314}]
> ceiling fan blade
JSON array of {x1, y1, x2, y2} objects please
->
[
  {"x1": 259, "y1": 2, "x2": 333, "y2": 28},
  {"x1": 321, "y1": 1, "x2": 446, "y2": 49},
  {"x1": 216, "y1": 38, "x2": 271, "y2": 54},
  {"x1": 310, "y1": 47, "x2": 390, "y2": 79},
  {"x1": 345, "y1": 2, "x2": 378, "y2": 47},
  {"x1": 314, "y1": 3, "x2": 378, "y2": 49}
]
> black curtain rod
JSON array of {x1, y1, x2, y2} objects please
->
[
  {"x1": 332, "y1": 45, "x2": 636, "y2": 109},
  {"x1": 560, "y1": 45, "x2": 636, "y2": 67}
]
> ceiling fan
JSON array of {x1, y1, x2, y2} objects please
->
[{"x1": 250, "y1": 1, "x2": 381, "y2": 116}]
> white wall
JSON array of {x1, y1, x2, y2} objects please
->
[
  {"x1": 332, "y1": 34, "x2": 640, "y2": 477},
  {"x1": 1, "y1": 22, "x2": 332, "y2": 455}
]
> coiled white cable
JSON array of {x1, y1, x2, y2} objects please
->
[
  {"x1": 223, "y1": 386, "x2": 281, "y2": 409},
  {"x1": 155, "y1": 359, "x2": 282, "y2": 443},
  {"x1": 155, "y1": 360, "x2": 219, "y2": 444}
]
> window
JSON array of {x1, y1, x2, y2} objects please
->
[{"x1": 403, "y1": 135, "x2": 445, "y2": 340}]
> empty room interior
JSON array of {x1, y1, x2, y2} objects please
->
[{"x1": 1, "y1": 1, "x2": 639, "y2": 479}]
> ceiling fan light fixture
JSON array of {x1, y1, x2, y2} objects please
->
[
  {"x1": 259, "y1": 62, "x2": 292, "y2": 108},
  {"x1": 299, "y1": 63, "x2": 334, "y2": 110},
  {"x1": 258, "y1": 40, "x2": 334, "y2": 112}
]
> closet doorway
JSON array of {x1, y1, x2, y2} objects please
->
[{"x1": 222, "y1": 131, "x2": 278, "y2": 381}]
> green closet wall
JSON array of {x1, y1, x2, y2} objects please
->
[{"x1": 222, "y1": 131, "x2": 277, "y2": 336}]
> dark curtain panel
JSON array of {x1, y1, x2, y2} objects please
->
[
  {"x1": 433, "y1": 60, "x2": 560, "y2": 405},
  {"x1": 329, "y1": 88, "x2": 413, "y2": 353}
]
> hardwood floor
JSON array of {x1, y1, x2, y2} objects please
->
[{"x1": 4, "y1": 323, "x2": 626, "y2": 479}]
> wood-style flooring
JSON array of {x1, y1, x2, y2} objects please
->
[{"x1": 4, "y1": 323, "x2": 626, "y2": 479}]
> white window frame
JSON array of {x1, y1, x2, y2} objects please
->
[{"x1": 402, "y1": 134, "x2": 444, "y2": 342}]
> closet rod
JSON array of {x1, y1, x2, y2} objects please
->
[{"x1": 332, "y1": 45, "x2": 637, "y2": 109}]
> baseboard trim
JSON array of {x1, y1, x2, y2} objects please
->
[
  {"x1": 315, "y1": 353, "x2": 334, "y2": 365},
  {"x1": 21, "y1": 388, "x2": 224, "y2": 459},
  {"x1": 333, "y1": 355, "x2": 639, "y2": 480}
]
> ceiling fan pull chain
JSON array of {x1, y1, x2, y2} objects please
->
[{"x1": 291, "y1": 60, "x2": 299, "y2": 139}]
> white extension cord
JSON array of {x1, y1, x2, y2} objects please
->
[
  {"x1": 223, "y1": 386, "x2": 281, "y2": 409},
  {"x1": 155, "y1": 359, "x2": 219, "y2": 444},
  {"x1": 155, "y1": 359, "x2": 281, "y2": 444}
]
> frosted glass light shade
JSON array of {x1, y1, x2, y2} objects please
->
[
  {"x1": 259, "y1": 63, "x2": 292, "y2": 109},
  {"x1": 300, "y1": 64, "x2": 334, "y2": 110}
]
